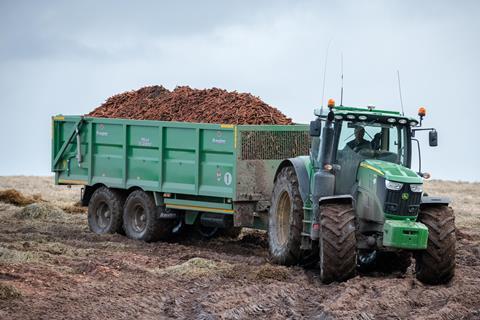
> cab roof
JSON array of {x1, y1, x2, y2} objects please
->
[{"x1": 314, "y1": 105, "x2": 419, "y2": 125}]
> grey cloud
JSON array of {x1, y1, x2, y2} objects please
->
[{"x1": 0, "y1": 0, "x2": 479, "y2": 181}]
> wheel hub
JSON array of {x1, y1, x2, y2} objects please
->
[
  {"x1": 132, "y1": 204, "x2": 147, "y2": 233},
  {"x1": 96, "y1": 202, "x2": 111, "y2": 229},
  {"x1": 276, "y1": 190, "x2": 291, "y2": 247}
]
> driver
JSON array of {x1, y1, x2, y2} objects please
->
[{"x1": 347, "y1": 126, "x2": 371, "y2": 152}]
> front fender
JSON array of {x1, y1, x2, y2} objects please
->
[
  {"x1": 275, "y1": 157, "x2": 311, "y2": 203},
  {"x1": 420, "y1": 196, "x2": 450, "y2": 208}
]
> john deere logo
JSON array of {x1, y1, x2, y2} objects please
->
[{"x1": 402, "y1": 193, "x2": 409, "y2": 200}]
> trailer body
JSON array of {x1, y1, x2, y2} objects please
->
[{"x1": 52, "y1": 115, "x2": 309, "y2": 228}]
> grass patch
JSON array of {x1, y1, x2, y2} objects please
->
[
  {"x1": 14, "y1": 203, "x2": 65, "y2": 220},
  {"x1": 156, "y1": 257, "x2": 232, "y2": 278},
  {"x1": 0, "y1": 246, "x2": 37, "y2": 263},
  {"x1": 255, "y1": 264, "x2": 290, "y2": 281},
  {"x1": 0, "y1": 282, "x2": 21, "y2": 300},
  {"x1": 0, "y1": 189, "x2": 42, "y2": 206}
]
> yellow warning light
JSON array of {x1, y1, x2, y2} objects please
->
[
  {"x1": 328, "y1": 98, "x2": 335, "y2": 108},
  {"x1": 418, "y1": 106, "x2": 427, "y2": 117}
]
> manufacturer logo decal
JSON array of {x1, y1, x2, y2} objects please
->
[
  {"x1": 402, "y1": 193, "x2": 409, "y2": 201},
  {"x1": 212, "y1": 137, "x2": 226, "y2": 144},
  {"x1": 139, "y1": 137, "x2": 152, "y2": 146}
]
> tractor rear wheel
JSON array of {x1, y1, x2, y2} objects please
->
[
  {"x1": 319, "y1": 203, "x2": 357, "y2": 283},
  {"x1": 415, "y1": 205, "x2": 455, "y2": 284},
  {"x1": 268, "y1": 166, "x2": 303, "y2": 266},
  {"x1": 88, "y1": 187, "x2": 124, "y2": 234},
  {"x1": 123, "y1": 190, "x2": 174, "y2": 242}
]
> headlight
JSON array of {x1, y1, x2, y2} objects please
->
[
  {"x1": 385, "y1": 180, "x2": 403, "y2": 191},
  {"x1": 410, "y1": 184, "x2": 423, "y2": 193}
]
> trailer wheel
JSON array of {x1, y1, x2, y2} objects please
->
[
  {"x1": 194, "y1": 225, "x2": 219, "y2": 239},
  {"x1": 123, "y1": 190, "x2": 173, "y2": 242},
  {"x1": 88, "y1": 187, "x2": 124, "y2": 234},
  {"x1": 415, "y1": 205, "x2": 456, "y2": 285},
  {"x1": 319, "y1": 203, "x2": 357, "y2": 283},
  {"x1": 268, "y1": 166, "x2": 303, "y2": 266}
]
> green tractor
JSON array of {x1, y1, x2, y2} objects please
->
[{"x1": 269, "y1": 99, "x2": 455, "y2": 284}]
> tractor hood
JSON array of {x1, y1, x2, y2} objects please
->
[{"x1": 359, "y1": 160, "x2": 423, "y2": 184}]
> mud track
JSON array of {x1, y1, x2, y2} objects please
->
[{"x1": 0, "y1": 177, "x2": 479, "y2": 319}]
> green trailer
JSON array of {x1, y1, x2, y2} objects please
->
[{"x1": 51, "y1": 115, "x2": 309, "y2": 237}]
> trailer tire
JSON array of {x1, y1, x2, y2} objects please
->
[
  {"x1": 268, "y1": 166, "x2": 303, "y2": 266},
  {"x1": 88, "y1": 187, "x2": 124, "y2": 234},
  {"x1": 319, "y1": 203, "x2": 357, "y2": 283},
  {"x1": 415, "y1": 205, "x2": 455, "y2": 285},
  {"x1": 123, "y1": 190, "x2": 173, "y2": 242}
]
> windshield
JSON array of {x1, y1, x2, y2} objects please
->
[{"x1": 336, "y1": 121, "x2": 408, "y2": 166}]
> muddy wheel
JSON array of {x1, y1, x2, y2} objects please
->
[
  {"x1": 376, "y1": 251, "x2": 411, "y2": 273},
  {"x1": 195, "y1": 224, "x2": 219, "y2": 239},
  {"x1": 88, "y1": 187, "x2": 124, "y2": 234},
  {"x1": 123, "y1": 190, "x2": 173, "y2": 242},
  {"x1": 319, "y1": 203, "x2": 356, "y2": 283},
  {"x1": 268, "y1": 166, "x2": 303, "y2": 266},
  {"x1": 415, "y1": 206, "x2": 455, "y2": 285}
]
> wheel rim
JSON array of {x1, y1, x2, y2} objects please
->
[
  {"x1": 276, "y1": 190, "x2": 291, "y2": 247},
  {"x1": 96, "y1": 201, "x2": 111, "y2": 229},
  {"x1": 132, "y1": 204, "x2": 147, "y2": 233}
]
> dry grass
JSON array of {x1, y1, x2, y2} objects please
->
[
  {"x1": 14, "y1": 203, "x2": 65, "y2": 220},
  {"x1": 254, "y1": 263, "x2": 290, "y2": 281},
  {"x1": 0, "y1": 189, "x2": 42, "y2": 206},
  {"x1": 0, "y1": 283, "x2": 21, "y2": 300},
  {"x1": 424, "y1": 180, "x2": 480, "y2": 229},
  {"x1": 0, "y1": 247, "x2": 38, "y2": 263},
  {"x1": 156, "y1": 258, "x2": 233, "y2": 278},
  {"x1": 0, "y1": 176, "x2": 80, "y2": 206}
]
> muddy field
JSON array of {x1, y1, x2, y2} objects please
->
[{"x1": 0, "y1": 177, "x2": 479, "y2": 319}]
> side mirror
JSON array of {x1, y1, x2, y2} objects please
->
[
  {"x1": 429, "y1": 130, "x2": 438, "y2": 147},
  {"x1": 309, "y1": 118, "x2": 322, "y2": 137}
]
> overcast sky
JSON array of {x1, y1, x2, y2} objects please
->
[{"x1": 0, "y1": 0, "x2": 479, "y2": 181}]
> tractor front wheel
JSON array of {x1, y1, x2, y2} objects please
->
[
  {"x1": 415, "y1": 205, "x2": 455, "y2": 285},
  {"x1": 319, "y1": 203, "x2": 357, "y2": 283}
]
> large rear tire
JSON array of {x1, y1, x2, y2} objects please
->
[
  {"x1": 319, "y1": 203, "x2": 357, "y2": 283},
  {"x1": 88, "y1": 187, "x2": 124, "y2": 234},
  {"x1": 123, "y1": 190, "x2": 174, "y2": 242},
  {"x1": 268, "y1": 166, "x2": 304, "y2": 266},
  {"x1": 415, "y1": 206, "x2": 455, "y2": 285}
]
